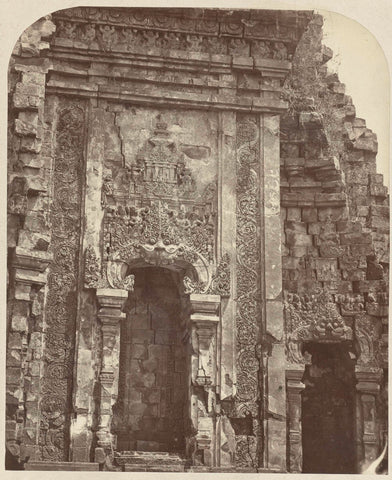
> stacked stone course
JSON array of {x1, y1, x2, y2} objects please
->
[{"x1": 281, "y1": 15, "x2": 389, "y2": 466}]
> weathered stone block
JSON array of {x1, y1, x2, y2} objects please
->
[
  {"x1": 132, "y1": 344, "x2": 148, "y2": 360},
  {"x1": 370, "y1": 184, "x2": 388, "y2": 198},
  {"x1": 286, "y1": 231, "x2": 313, "y2": 247},
  {"x1": 315, "y1": 192, "x2": 346, "y2": 207},
  {"x1": 340, "y1": 232, "x2": 372, "y2": 245},
  {"x1": 308, "y1": 223, "x2": 321, "y2": 235},
  {"x1": 286, "y1": 207, "x2": 302, "y2": 221},
  {"x1": 6, "y1": 367, "x2": 21, "y2": 386},
  {"x1": 155, "y1": 330, "x2": 177, "y2": 345},
  {"x1": 15, "y1": 119, "x2": 38, "y2": 137},
  {"x1": 285, "y1": 221, "x2": 307, "y2": 233},
  {"x1": 318, "y1": 207, "x2": 348, "y2": 222},
  {"x1": 131, "y1": 329, "x2": 155, "y2": 344},
  {"x1": 142, "y1": 357, "x2": 158, "y2": 373},
  {"x1": 315, "y1": 258, "x2": 339, "y2": 281},
  {"x1": 302, "y1": 207, "x2": 318, "y2": 223},
  {"x1": 129, "y1": 402, "x2": 147, "y2": 416}
]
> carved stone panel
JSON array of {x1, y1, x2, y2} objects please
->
[
  {"x1": 102, "y1": 110, "x2": 219, "y2": 285},
  {"x1": 39, "y1": 100, "x2": 86, "y2": 461},
  {"x1": 234, "y1": 115, "x2": 261, "y2": 467},
  {"x1": 284, "y1": 290, "x2": 353, "y2": 365}
]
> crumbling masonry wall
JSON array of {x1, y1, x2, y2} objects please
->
[{"x1": 281, "y1": 14, "x2": 388, "y2": 470}]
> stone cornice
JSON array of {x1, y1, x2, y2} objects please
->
[
  {"x1": 46, "y1": 80, "x2": 288, "y2": 113},
  {"x1": 52, "y1": 7, "x2": 312, "y2": 43}
]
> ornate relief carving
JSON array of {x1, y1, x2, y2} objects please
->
[
  {"x1": 40, "y1": 101, "x2": 86, "y2": 461},
  {"x1": 354, "y1": 313, "x2": 380, "y2": 370},
  {"x1": 84, "y1": 246, "x2": 101, "y2": 289},
  {"x1": 336, "y1": 293, "x2": 365, "y2": 316},
  {"x1": 52, "y1": 9, "x2": 297, "y2": 59},
  {"x1": 104, "y1": 201, "x2": 214, "y2": 264},
  {"x1": 103, "y1": 118, "x2": 217, "y2": 284},
  {"x1": 106, "y1": 259, "x2": 135, "y2": 291},
  {"x1": 284, "y1": 290, "x2": 353, "y2": 365},
  {"x1": 183, "y1": 253, "x2": 231, "y2": 296},
  {"x1": 234, "y1": 115, "x2": 260, "y2": 467}
]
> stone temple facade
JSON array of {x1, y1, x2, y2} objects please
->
[{"x1": 6, "y1": 7, "x2": 389, "y2": 473}]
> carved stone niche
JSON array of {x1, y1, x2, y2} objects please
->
[
  {"x1": 284, "y1": 289, "x2": 353, "y2": 366},
  {"x1": 189, "y1": 293, "x2": 220, "y2": 467},
  {"x1": 283, "y1": 289, "x2": 353, "y2": 473}
]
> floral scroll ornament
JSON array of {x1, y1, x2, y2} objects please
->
[{"x1": 84, "y1": 246, "x2": 101, "y2": 288}]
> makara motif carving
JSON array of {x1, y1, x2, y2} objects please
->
[
  {"x1": 39, "y1": 101, "x2": 86, "y2": 461},
  {"x1": 184, "y1": 253, "x2": 231, "y2": 296}
]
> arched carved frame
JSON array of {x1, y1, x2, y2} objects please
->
[
  {"x1": 284, "y1": 290, "x2": 383, "y2": 473},
  {"x1": 87, "y1": 241, "x2": 227, "y2": 468}
]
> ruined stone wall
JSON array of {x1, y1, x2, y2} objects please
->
[
  {"x1": 6, "y1": 7, "x2": 388, "y2": 473},
  {"x1": 7, "y1": 16, "x2": 57, "y2": 465},
  {"x1": 281, "y1": 14, "x2": 389, "y2": 469}
]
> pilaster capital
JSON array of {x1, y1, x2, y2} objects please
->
[
  {"x1": 96, "y1": 288, "x2": 128, "y2": 324},
  {"x1": 286, "y1": 367, "x2": 306, "y2": 393},
  {"x1": 355, "y1": 367, "x2": 383, "y2": 394}
]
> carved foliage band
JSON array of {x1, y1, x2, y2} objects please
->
[
  {"x1": 39, "y1": 101, "x2": 86, "y2": 461},
  {"x1": 234, "y1": 115, "x2": 261, "y2": 467},
  {"x1": 51, "y1": 8, "x2": 308, "y2": 58}
]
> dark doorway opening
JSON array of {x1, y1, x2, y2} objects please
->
[
  {"x1": 301, "y1": 342, "x2": 356, "y2": 473},
  {"x1": 113, "y1": 267, "x2": 189, "y2": 454}
]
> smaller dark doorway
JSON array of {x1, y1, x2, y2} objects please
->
[{"x1": 301, "y1": 342, "x2": 356, "y2": 473}]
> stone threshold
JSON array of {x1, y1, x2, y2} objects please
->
[
  {"x1": 24, "y1": 461, "x2": 100, "y2": 471},
  {"x1": 24, "y1": 460, "x2": 283, "y2": 473}
]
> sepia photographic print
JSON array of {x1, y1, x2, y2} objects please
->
[{"x1": 4, "y1": 0, "x2": 390, "y2": 475}]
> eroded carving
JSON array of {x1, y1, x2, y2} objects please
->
[
  {"x1": 39, "y1": 101, "x2": 86, "y2": 461},
  {"x1": 103, "y1": 117, "x2": 217, "y2": 287},
  {"x1": 284, "y1": 290, "x2": 353, "y2": 365},
  {"x1": 84, "y1": 246, "x2": 101, "y2": 289},
  {"x1": 233, "y1": 115, "x2": 261, "y2": 467},
  {"x1": 354, "y1": 313, "x2": 380, "y2": 370},
  {"x1": 183, "y1": 253, "x2": 231, "y2": 296},
  {"x1": 52, "y1": 8, "x2": 300, "y2": 59}
]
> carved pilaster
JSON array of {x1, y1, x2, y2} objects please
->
[
  {"x1": 189, "y1": 294, "x2": 220, "y2": 467},
  {"x1": 95, "y1": 288, "x2": 128, "y2": 468},
  {"x1": 355, "y1": 367, "x2": 383, "y2": 472},
  {"x1": 286, "y1": 368, "x2": 305, "y2": 473}
]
